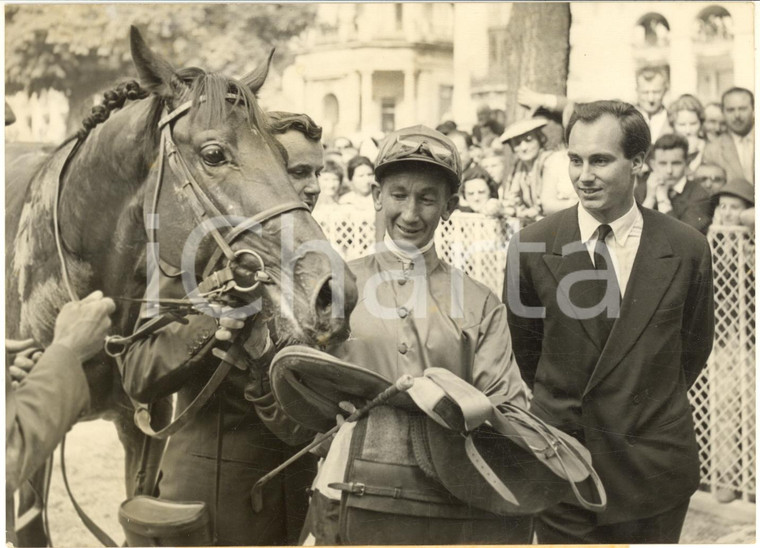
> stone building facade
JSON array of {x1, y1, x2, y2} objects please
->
[{"x1": 277, "y1": 3, "x2": 455, "y2": 143}]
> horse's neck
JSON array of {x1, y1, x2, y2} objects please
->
[
  {"x1": 60, "y1": 99, "x2": 160, "y2": 259},
  {"x1": 8, "y1": 99, "x2": 160, "y2": 342}
]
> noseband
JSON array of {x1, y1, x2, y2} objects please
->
[{"x1": 150, "y1": 95, "x2": 309, "y2": 299}]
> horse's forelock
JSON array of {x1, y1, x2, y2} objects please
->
[{"x1": 181, "y1": 69, "x2": 271, "y2": 140}]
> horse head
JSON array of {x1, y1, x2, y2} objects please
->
[{"x1": 128, "y1": 27, "x2": 358, "y2": 347}]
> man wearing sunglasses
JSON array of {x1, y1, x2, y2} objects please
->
[{"x1": 692, "y1": 163, "x2": 727, "y2": 196}]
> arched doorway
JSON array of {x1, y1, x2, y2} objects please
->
[{"x1": 322, "y1": 93, "x2": 339, "y2": 141}]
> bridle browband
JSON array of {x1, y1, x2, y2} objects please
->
[{"x1": 55, "y1": 93, "x2": 309, "y2": 305}]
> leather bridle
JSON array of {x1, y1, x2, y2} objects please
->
[
  {"x1": 148, "y1": 94, "x2": 308, "y2": 299},
  {"x1": 54, "y1": 94, "x2": 307, "y2": 352}
]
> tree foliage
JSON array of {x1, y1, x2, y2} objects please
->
[{"x1": 5, "y1": 3, "x2": 316, "y2": 96}]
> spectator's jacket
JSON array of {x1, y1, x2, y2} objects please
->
[
  {"x1": 6, "y1": 344, "x2": 89, "y2": 492},
  {"x1": 634, "y1": 176, "x2": 713, "y2": 234},
  {"x1": 703, "y1": 132, "x2": 754, "y2": 184},
  {"x1": 505, "y1": 205, "x2": 714, "y2": 524},
  {"x1": 6, "y1": 344, "x2": 89, "y2": 544},
  {"x1": 505, "y1": 149, "x2": 552, "y2": 218}
]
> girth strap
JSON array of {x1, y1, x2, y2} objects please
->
[{"x1": 327, "y1": 481, "x2": 455, "y2": 505}]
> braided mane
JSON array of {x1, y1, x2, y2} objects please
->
[
  {"x1": 75, "y1": 80, "x2": 150, "y2": 141},
  {"x1": 70, "y1": 68, "x2": 272, "y2": 147}
]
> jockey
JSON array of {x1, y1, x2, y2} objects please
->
[{"x1": 302, "y1": 125, "x2": 533, "y2": 544}]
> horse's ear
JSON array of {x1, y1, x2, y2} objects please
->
[
  {"x1": 241, "y1": 49, "x2": 275, "y2": 95},
  {"x1": 129, "y1": 26, "x2": 177, "y2": 98}
]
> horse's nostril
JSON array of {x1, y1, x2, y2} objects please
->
[{"x1": 315, "y1": 277, "x2": 333, "y2": 317}]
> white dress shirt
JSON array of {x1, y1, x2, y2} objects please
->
[
  {"x1": 638, "y1": 106, "x2": 671, "y2": 143},
  {"x1": 731, "y1": 128, "x2": 754, "y2": 182},
  {"x1": 577, "y1": 202, "x2": 643, "y2": 297}
]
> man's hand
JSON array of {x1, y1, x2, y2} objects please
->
[
  {"x1": 9, "y1": 346, "x2": 43, "y2": 388},
  {"x1": 643, "y1": 172, "x2": 667, "y2": 209},
  {"x1": 213, "y1": 306, "x2": 271, "y2": 360},
  {"x1": 517, "y1": 87, "x2": 554, "y2": 111},
  {"x1": 53, "y1": 290, "x2": 116, "y2": 363}
]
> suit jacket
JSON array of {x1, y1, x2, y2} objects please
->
[
  {"x1": 634, "y1": 177, "x2": 713, "y2": 234},
  {"x1": 504, "y1": 205, "x2": 714, "y2": 524},
  {"x1": 703, "y1": 133, "x2": 753, "y2": 184}
]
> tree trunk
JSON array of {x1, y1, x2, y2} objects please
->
[{"x1": 503, "y1": 3, "x2": 571, "y2": 124}]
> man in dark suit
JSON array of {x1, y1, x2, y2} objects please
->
[
  {"x1": 703, "y1": 87, "x2": 754, "y2": 184},
  {"x1": 636, "y1": 133, "x2": 713, "y2": 234},
  {"x1": 504, "y1": 100, "x2": 714, "y2": 543}
]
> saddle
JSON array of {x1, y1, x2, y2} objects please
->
[{"x1": 270, "y1": 346, "x2": 607, "y2": 523}]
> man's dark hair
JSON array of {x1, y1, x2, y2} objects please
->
[
  {"x1": 652, "y1": 133, "x2": 689, "y2": 160},
  {"x1": 268, "y1": 111, "x2": 322, "y2": 141},
  {"x1": 448, "y1": 129, "x2": 473, "y2": 148},
  {"x1": 565, "y1": 100, "x2": 651, "y2": 159},
  {"x1": 721, "y1": 87, "x2": 754, "y2": 109},
  {"x1": 347, "y1": 155, "x2": 374, "y2": 181}
]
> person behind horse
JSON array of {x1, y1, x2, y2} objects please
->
[
  {"x1": 6, "y1": 291, "x2": 115, "y2": 543},
  {"x1": 119, "y1": 100, "x2": 326, "y2": 544},
  {"x1": 268, "y1": 111, "x2": 324, "y2": 212},
  {"x1": 303, "y1": 125, "x2": 532, "y2": 544}
]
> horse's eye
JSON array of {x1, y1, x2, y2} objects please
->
[{"x1": 200, "y1": 145, "x2": 227, "y2": 166}]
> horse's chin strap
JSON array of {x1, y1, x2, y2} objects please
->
[{"x1": 150, "y1": 98, "x2": 309, "y2": 299}]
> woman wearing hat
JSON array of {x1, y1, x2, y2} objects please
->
[
  {"x1": 499, "y1": 117, "x2": 553, "y2": 223},
  {"x1": 302, "y1": 125, "x2": 532, "y2": 545}
]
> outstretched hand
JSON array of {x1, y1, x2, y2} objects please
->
[{"x1": 53, "y1": 290, "x2": 116, "y2": 363}]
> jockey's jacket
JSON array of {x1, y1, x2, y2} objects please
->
[{"x1": 315, "y1": 239, "x2": 529, "y2": 498}]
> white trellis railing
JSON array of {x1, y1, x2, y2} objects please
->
[{"x1": 314, "y1": 210, "x2": 756, "y2": 502}]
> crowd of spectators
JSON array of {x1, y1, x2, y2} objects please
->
[{"x1": 317, "y1": 66, "x2": 754, "y2": 240}]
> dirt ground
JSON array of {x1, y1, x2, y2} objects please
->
[{"x1": 31, "y1": 420, "x2": 755, "y2": 546}]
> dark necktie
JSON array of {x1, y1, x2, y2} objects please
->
[{"x1": 593, "y1": 224, "x2": 621, "y2": 345}]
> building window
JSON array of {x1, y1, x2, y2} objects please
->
[
  {"x1": 322, "y1": 93, "x2": 339, "y2": 138},
  {"x1": 633, "y1": 13, "x2": 670, "y2": 48},
  {"x1": 395, "y1": 4, "x2": 403, "y2": 31},
  {"x1": 693, "y1": 6, "x2": 735, "y2": 103},
  {"x1": 693, "y1": 6, "x2": 733, "y2": 43},
  {"x1": 381, "y1": 98, "x2": 396, "y2": 133}
]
